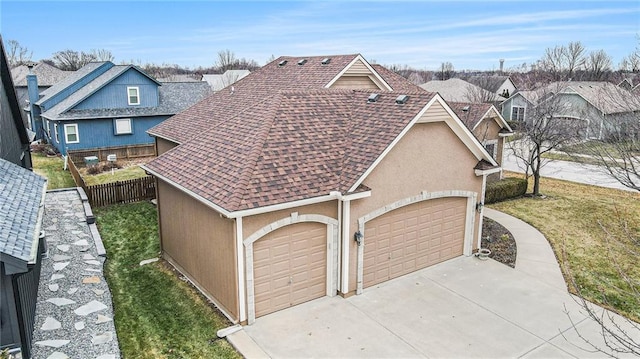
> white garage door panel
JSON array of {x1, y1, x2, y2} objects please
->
[
  {"x1": 364, "y1": 197, "x2": 467, "y2": 288},
  {"x1": 254, "y1": 223, "x2": 327, "y2": 318}
]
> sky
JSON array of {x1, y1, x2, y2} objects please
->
[{"x1": 1, "y1": 1, "x2": 639, "y2": 71}]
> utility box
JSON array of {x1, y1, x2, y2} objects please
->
[{"x1": 84, "y1": 156, "x2": 99, "y2": 166}]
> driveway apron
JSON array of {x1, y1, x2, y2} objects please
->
[{"x1": 30, "y1": 189, "x2": 120, "y2": 359}]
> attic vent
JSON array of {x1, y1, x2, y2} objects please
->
[
  {"x1": 321, "y1": 58, "x2": 331, "y2": 65},
  {"x1": 367, "y1": 93, "x2": 380, "y2": 103},
  {"x1": 395, "y1": 95, "x2": 410, "y2": 104},
  {"x1": 278, "y1": 60, "x2": 288, "y2": 67},
  {"x1": 297, "y1": 59, "x2": 308, "y2": 65},
  {"x1": 462, "y1": 105, "x2": 470, "y2": 112}
]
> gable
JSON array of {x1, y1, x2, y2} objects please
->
[
  {"x1": 326, "y1": 56, "x2": 392, "y2": 91},
  {"x1": 72, "y1": 68, "x2": 159, "y2": 110}
]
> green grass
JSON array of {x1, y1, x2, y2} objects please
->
[
  {"x1": 490, "y1": 173, "x2": 640, "y2": 321},
  {"x1": 83, "y1": 165, "x2": 147, "y2": 186},
  {"x1": 32, "y1": 152, "x2": 76, "y2": 189},
  {"x1": 95, "y1": 202, "x2": 241, "y2": 359},
  {"x1": 561, "y1": 140, "x2": 640, "y2": 158}
]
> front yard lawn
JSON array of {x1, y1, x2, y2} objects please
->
[
  {"x1": 32, "y1": 152, "x2": 76, "y2": 189},
  {"x1": 490, "y1": 174, "x2": 640, "y2": 321},
  {"x1": 95, "y1": 202, "x2": 241, "y2": 359}
]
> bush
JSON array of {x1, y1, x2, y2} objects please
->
[{"x1": 485, "y1": 177, "x2": 528, "y2": 204}]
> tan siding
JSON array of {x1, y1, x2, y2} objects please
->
[
  {"x1": 348, "y1": 121, "x2": 483, "y2": 291},
  {"x1": 242, "y1": 201, "x2": 338, "y2": 240},
  {"x1": 330, "y1": 76, "x2": 379, "y2": 90},
  {"x1": 344, "y1": 59, "x2": 371, "y2": 75},
  {"x1": 418, "y1": 101, "x2": 449, "y2": 122},
  {"x1": 157, "y1": 180, "x2": 239, "y2": 319},
  {"x1": 156, "y1": 137, "x2": 179, "y2": 156}
]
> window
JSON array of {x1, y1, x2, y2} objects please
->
[
  {"x1": 114, "y1": 118, "x2": 132, "y2": 135},
  {"x1": 127, "y1": 86, "x2": 140, "y2": 105},
  {"x1": 54, "y1": 123, "x2": 59, "y2": 143},
  {"x1": 64, "y1": 124, "x2": 79, "y2": 144},
  {"x1": 483, "y1": 139, "x2": 498, "y2": 159},
  {"x1": 511, "y1": 106, "x2": 525, "y2": 121},
  {"x1": 45, "y1": 118, "x2": 50, "y2": 136}
]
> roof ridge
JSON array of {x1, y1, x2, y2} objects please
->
[{"x1": 228, "y1": 95, "x2": 284, "y2": 210}]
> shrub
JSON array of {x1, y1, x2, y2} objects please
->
[{"x1": 485, "y1": 177, "x2": 528, "y2": 204}]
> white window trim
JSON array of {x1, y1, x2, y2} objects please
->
[
  {"x1": 64, "y1": 123, "x2": 79, "y2": 144},
  {"x1": 483, "y1": 139, "x2": 498, "y2": 159},
  {"x1": 54, "y1": 123, "x2": 59, "y2": 143},
  {"x1": 45, "y1": 118, "x2": 50, "y2": 136},
  {"x1": 114, "y1": 118, "x2": 133, "y2": 135},
  {"x1": 127, "y1": 86, "x2": 140, "y2": 105},
  {"x1": 511, "y1": 105, "x2": 526, "y2": 121}
]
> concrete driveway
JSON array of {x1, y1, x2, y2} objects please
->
[{"x1": 232, "y1": 210, "x2": 638, "y2": 358}]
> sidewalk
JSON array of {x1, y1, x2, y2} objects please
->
[{"x1": 30, "y1": 189, "x2": 120, "y2": 359}]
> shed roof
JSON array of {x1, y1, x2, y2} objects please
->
[{"x1": 0, "y1": 158, "x2": 47, "y2": 264}]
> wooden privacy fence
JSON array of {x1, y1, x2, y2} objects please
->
[
  {"x1": 85, "y1": 176, "x2": 156, "y2": 207},
  {"x1": 68, "y1": 144, "x2": 155, "y2": 164},
  {"x1": 67, "y1": 155, "x2": 156, "y2": 207}
]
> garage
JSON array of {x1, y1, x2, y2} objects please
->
[
  {"x1": 363, "y1": 197, "x2": 467, "y2": 288},
  {"x1": 253, "y1": 222, "x2": 327, "y2": 318}
]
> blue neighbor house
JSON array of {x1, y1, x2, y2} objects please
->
[{"x1": 26, "y1": 61, "x2": 210, "y2": 155}]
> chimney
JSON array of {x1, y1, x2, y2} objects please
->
[
  {"x1": 499, "y1": 59, "x2": 505, "y2": 74},
  {"x1": 26, "y1": 63, "x2": 42, "y2": 138}
]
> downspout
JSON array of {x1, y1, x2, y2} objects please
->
[
  {"x1": 340, "y1": 200, "x2": 351, "y2": 295},
  {"x1": 477, "y1": 174, "x2": 488, "y2": 250},
  {"x1": 336, "y1": 199, "x2": 342, "y2": 296},
  {"x1": 235, "y1": 217, "x2": 246, "y2": 323}
]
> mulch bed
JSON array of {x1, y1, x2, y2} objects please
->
[{"x1": 481, "y1": 217, "x2": 517, "y2": 268}]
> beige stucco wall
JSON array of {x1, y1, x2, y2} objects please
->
[
  {"x1": 157, "y1": 180, "x2": 239, "y2": 320},
  {"x1": 155, "y1": 137, "x2": 178, "y2": 156},
  {"x1": 242, "y1": 201, "x2": 338, "y2": 240},
  {"x1": 347, "y1": 121, "x2": 484, "y2": 292},
  {"x1": 473, "y1": 116, "x2": 504, "y2": 166}
]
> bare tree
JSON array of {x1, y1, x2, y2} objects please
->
[
  {"x1": 540, "y1": 41, "x2": 586, "y2": 80},
  {"x1": 437, "y1": 62, "x2": 455, "y2": 80},
  {"x1": 463, "y1": 77, "x2": 499, "y2": 103},
  {"x1": 6, "y1": 39, "x2": 32, "y2": 67},
  {"x1": 619, "y1": 36, "x2": 640, "y2": 73},
  {"x1": 52, "y1": 49, "x2": 96, "y2": 70},
  {"x1": 215, "y1": 49, "x2": 237, "y2": 72},
  {"x1": 407, "y1": 71, "x2": 424, "y2": 85},
  {"x1": 584, "y1": 49, "x2": 612, "y2": 81},
  {"x1": 89, "y1": 48, "x2": 114, "y2": 62},
  {"x1": 507, "y1": 83, "x2": 586, "y2": 195}
]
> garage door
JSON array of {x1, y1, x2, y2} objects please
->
[
  {"x1": 253, "y1": 222, "x2": 327, "y2": 318},
  {"x1": 363, "y1": 197, "x2": 467, "y2": 288}
]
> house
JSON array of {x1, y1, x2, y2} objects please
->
[
  {"x1": 419, "y1": 78, "x2": 501, "y2": 103},
  {"x1": 11, "y1": 62, "x2": 71, "y2": 132},
  {"x1": 202, "y1": 69, "x2": 250, "y2": 91},
  {"x1": 448, "y1": 102, "x2": 513, "y2": 177},
  {"x1": 618, "y1": 78, "x2": 633, "y2": 91},
  {"x1": 466, "y1": 75, "x2": 517, "y2": 99},
  {"x1": 27, "y1": 61, "x2": 211, "y2": 155},
  {"x1": 501, "y1": 81, "x2": 640, "y2": 140},
  {"x1": 0, "y1": 36, "x2": 47, "y2": 359},
  {"x1": 142, "y1": 54, "x2": 499, "y2": 325}
]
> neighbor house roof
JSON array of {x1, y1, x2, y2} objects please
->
[
  {"x1": 466, "y1": 75, "x2": 510, "y2": 93},
  {"x1": 419, "y1": 78, "x2": 499, "y2": 102},
  {"x1": 149, "y1": 54, "x2": 384, "y2": 144},
  {"x1": 202, "y1": 70, "x2": 251, "y2": 91},
  {"x1": 11, "y1": 62, "x2": 71, "y2": 87},
  {"x1": 36, "y1": 62, "x2": 109, "y2": 106},
  {"x1": 144, "y1": 89, "x2": 439, "y2": 212},
  {"x1": 0, "y1": 158, "x2": 47, "y2": 264},
  {"x1": 42, "y1": 81, "x2": 211, "y2": 120}
]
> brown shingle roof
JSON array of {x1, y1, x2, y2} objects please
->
[
  {"x1": 148, "y1": 54, "x2": 362, "y2": 144},
  {"x1": 370, "y1": 64, "x2": 425, "y2": 93},
  {"x1": 145, "y1": 89, "x2": 436, "y2": 212},
  {"x1": 448, "y1": 102, "x2": 492, "y2": 130}
]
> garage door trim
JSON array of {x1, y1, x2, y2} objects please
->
[
  {"x1": 355, "y1": 190, "x2": 477, "y2": 294},
  {"x1": 244, "y1": 213, "x2": 339, "y2": 324}
]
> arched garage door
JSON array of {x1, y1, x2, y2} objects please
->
[
  {"x1": 253, "y1": 222, "x2": 327, "y2": 318},
  {"x1": 363, "y1": 197, "x2": 467, "y2": 288}
]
